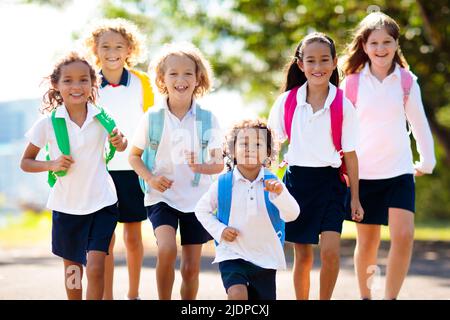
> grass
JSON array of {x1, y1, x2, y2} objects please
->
[{"x1": 1, "y1": 211, "x2": 450, "y2": 248}]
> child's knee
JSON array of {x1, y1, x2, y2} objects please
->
[
  {"x1": 227, "y1": 285, "x2": 248, "y2": 300},
  {"x1": 180, "y1": 263, "x2": 200, "y2": 281},
  {"x1": 321, "y1": 247, "x2": 340, "y2": 265},
  {"x1": 86, "y1": 261, "x2": 105, "y2": 280},
  {"x1": 157, "y1": 244, "x2": 177, "y2": 263}
]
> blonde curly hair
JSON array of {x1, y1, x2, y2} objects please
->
[
  {"x1": 83, "y1": 18, "x2": 146, "y2": 68},
  {"x1": 150, "y1": 42, "x2": 213, "y2": 98}
]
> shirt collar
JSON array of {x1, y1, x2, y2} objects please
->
[
  {"x1": 233, "y1": 167, "x2": 265, "y2": 183},
  {"x1": 163, "y1": 98, "x2": 197, "y2": 117},
  {"x1": 99, "y1": 68, "x2": 130, "y2": 88},
  {"x1": 362, "y1": 62, "x2": 401, "y2": 80},
  {"x1": 298, "y1": 81, "x2": 337, "y2": 110},
  {"x1": 54, "y1": 103, "x2": 100, "y2": 120}
]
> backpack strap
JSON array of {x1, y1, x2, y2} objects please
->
[
  {"x1": 263, "y1": 169, "x2": 285, "y2": 245},
  {"x1": 129, "y1": 69, "x2": 155, "y2": 112},
  {"x1": 399, "y1": 68, "x2": 413, "y2": 107},
  {"x1": 192, "y1": 105, "x2": 212, "y2": 187},
  {"x1": 283, "y1": 86, "x2": 300, "y2": 141},
  {"x1": 344, "y1": 73, "x2": 360, "y2": 106},
  {"x1": 215, "y1": 170, "x2": 234, "y2": 246},
  {"x1": 330, "y1": 88, "x2": 349, "y2": 186},
  {"x1": 139, "y1": 107, "x2": 165, "y2": 193},
  {"x1": 94, "y1": 106, "x2": 117, "y2": 164},
  {"x1": 46, "y1": 110, "x2": 70, "y2": 187}
]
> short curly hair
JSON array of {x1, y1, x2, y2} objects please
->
[
  {"x1": 224, "y1": 119, "x2": 277, "y2": 171},
  {"x1": 150, "y1": 42, "x2": 213, "y2": 98},
  {"x1": 83, "y1": 18, "x2": 146, "y2": 68}
]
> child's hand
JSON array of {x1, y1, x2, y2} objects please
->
[
  {"x1": 351, "y1": 199, "x2": 364, "y2": 222},
  {"x1": 147, "y1": 175, "x2": 174, "y2": 193},
  {"x1": 264, "y1": 179, "x2": 283, "y2": 195},
  {"x1": 109, "y1": 128, "x2": 127, "y2": 151},
  {"x1": 221, "y1": 227, "x2": 239, "y2": 242},
  {"x1": 414, "y1": 169, "x2": 424, "y2": 177},
  {"x1": 50, "y1": 155, "x2": 74, "y2": 172},
  {"x1": 185, "y1": 151, "x2": 202, "y2": 173}
]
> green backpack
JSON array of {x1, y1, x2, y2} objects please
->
[{"x1": 46, "y1": 106, "x2": 117, "y2": 187}]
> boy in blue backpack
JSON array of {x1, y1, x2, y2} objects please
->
[
  {"x1": 20, "y1": 52, "x2": 127, "y2": 300},
  {"x1": 129, "y1": 42, "x2": 224, "y2": 300},
  {"x1": 195, "y1": 119, "x2": 300, "y2": 300}
]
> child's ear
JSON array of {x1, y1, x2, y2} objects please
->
[
  {"x1": 333, "y1": 56, "x2": 338, "y2": 69},
  {"x1": 297, "y1": 59, "x2": 304, "y2": 72}
]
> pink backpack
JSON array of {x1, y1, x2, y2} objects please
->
[
  {"x1": 345, "y1": 68, "x2": 413, "y2": 108},
  {"x1": 283, "y1": 86, "x2": 349, "y2": 185}
]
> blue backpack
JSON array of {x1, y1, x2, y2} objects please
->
[
  {"x1": 216, "y1": 169, "x2": 285, "y2": 246},
  {"x1": 139, "y1": 104, "x2": 212, "y2": 193}
]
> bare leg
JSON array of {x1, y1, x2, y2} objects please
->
[
  {"x1": 354, "y1": 224, "x2": 381, "y2": 299},
  {"x1": 227, "y1": 284, "x2": 248, "y2": 300},
  {"x1": 63, "y1": 259, "x2": 83, "y2": 300},
  {"x1": 292, "y1": 243, "x2": 314, "y2": 300},
  {"x1": 154, "y1": 225, "x2": 177, "y2": 300},
  {"x1": 319, "y1": 231, "x2": 341, "y2": 300},
  {"x1": 123, "y1": 222, "x2": 144, "y2": 299},
  {"x1": 86, "y1": 250, "x2": 107, "y2": 300},
  {"x1": 180, "y1": 244, "x2": 202, "y2": 300},
  {"x1": 384, "y1": 208, "x2": 414, "y2": 299},
  {"x1": 103, "y1": 232, "x2": 115, "y2": 300}
]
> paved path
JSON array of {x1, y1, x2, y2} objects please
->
[{"x1": 0, "y1": 240, "x2": 449, "y2": 300}]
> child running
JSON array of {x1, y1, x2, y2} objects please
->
[{"x1": 195, "y1": 119, "x2": 300, "y2": 300}]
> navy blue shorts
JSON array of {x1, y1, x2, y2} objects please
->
[
  {"x1": 146, "y1": 202, "x2": 212, "y2": 245},
  {"x1": 284, "y1": 166, "x2": 347, "y2": 244},
  {"x1": 345, "y1": 174, "x2": 415, "y2": 226},
  {"x1": 109, "y1": 170, "x2": 147, "y2": 223},
  {"x1": 52, "y1": 204, "x2": 119, "y2": 265},
  {"x1": 219, "y1": 259, "x2": 276, "y2": 300}
]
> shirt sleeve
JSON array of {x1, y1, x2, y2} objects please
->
[
  {"x1": 268, "y1": 182, "x2": 300, "y2": 223},
  {"x1": 267, "y1": 92, "x2": 289, "y2": 143},
  {"x1": 341, "y1": 97, "x2": 359, "y2": 152},
  {"x1": 24, "y1": 115, "x2": 49, "y2": 149},
  {"x1": 194, "y1": 180, "x2": 228, "y2": 242},
  {"x1": 131, "y1": 112, "x2": 149, "y2": 151},
  {"x1": 405, "y1": 79, "x2": 436, "y2": 174}
]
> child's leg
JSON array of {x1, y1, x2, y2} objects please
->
[
  {"x1": 123, "y1": 222, "x2": 144, "y2": 299},
  {"x1": 354, "y1": 224, "x2": 381, "y2": 299},
  {"x1": 385, "y1": 208, "x2": 414, "y2": 300},
  {"x1": 154, "y1": 225, "x2": 177, "y2": 300},
  {"x1": 180, "y1": 244, "x2": 202, "y2": 300},
  {"x1": 293, "y1": 243, "x2": 314, "y2": 300},
  {"x1": 319, "y1": 231, "x2": 341, "y2": 300},
  {"x1": 86, "y1": 250, "x2": 107, "y2": 300},
  {"x1": 103, "y1": 232, "x2": 115, "y2": 300},
  {"x1": 227, "y1": 284, "x2": 248, "y2": 300},
  {"x1": 63, "y1": 259, "x2": 83, "y2": 300}
]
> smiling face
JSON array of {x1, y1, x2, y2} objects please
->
[
  {"x1": 363, "y1": 27, "x2": 397, "y2": 72},
  {"x1": 162, "y1": 54, "x2": 199, "y2": 101},
  {"x1": 234, "y1": 128, "x2": 268, "y2": 170},
  {"x1": 96, "y1": 30, "x2": 131, "y2": 71},
  {"x1": 54, "y1": 61, "x2": 92, "y2": 109},
  {"x1": 297, "y1": 41, "x2": 337, "y2": 87}
]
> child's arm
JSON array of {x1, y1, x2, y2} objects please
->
[
  {"x1": 404, "y1": 81, "x2": 436, "y2": 175},
  {"x1": 128, "y1": 146, "x2": 173, "y2": 192},
  {"x1": 109, "y1": 128, "x2": 128, "y2": 152},
  {"x1": 185, "y1": 148, "x2": 224, "y2": 175},
  {"x1": 343, "y1": 151, "x2": 364, "y2": 222},
  {"x1": 265, "y1": 179, "x2": 300, "y2": 222},
  {"x1": 195, "y1": 181, "x2": 236, "y2": 243},
  {"x1": 20, "y1": 143, "x2": 74, "y2": 173}
]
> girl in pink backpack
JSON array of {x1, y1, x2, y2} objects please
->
[
  {"x1": 268, "y1": 32, "x2": 364, "y2": 300},
  {"x1": 341, "y1": 12, "x2": 436, "y2": 300}
]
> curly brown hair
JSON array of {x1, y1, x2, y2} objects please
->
[
  {"x1": 83, "y1": 18, "x2": 146, "y2": 68},
  {"x1": 224, "y1": 119, "x2": 277, "y2": 171},
  {"x1": 150, "y1": 42, "x2": 213, "y2": 98},
  {"x1": 41, "y1": 52, "x2": 98, "y2": 113}
]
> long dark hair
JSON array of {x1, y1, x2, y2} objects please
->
[{"x1": 281, "y1": 32, "x2": 339, "y2": 92}]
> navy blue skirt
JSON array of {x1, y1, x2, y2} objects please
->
[
  {"x1": 284, "y1": 166, "x2": 347, "y2": 244},
  {"x1": 345, "y1": 174, "x2": 415, "y2": 226}
]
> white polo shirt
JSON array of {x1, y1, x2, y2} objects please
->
[
  {"x1": 25, "y1": 103, "x2": 118, "y2": 215},
  {"x1": 268, "y1": 82, "x2": 358, "y2": 168},
  {"x1": 194, "y1": 167, "x2": 300, "y2": 270},
  {"x1": 132, "y1": 99, "x2": 223, "y2": 212},
  {"x1": 97, "y1": 69, "x2": 145, "y2": 171},
  {"x1": 340, "y1": 63, "x2": 436, "y2": 179}
]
